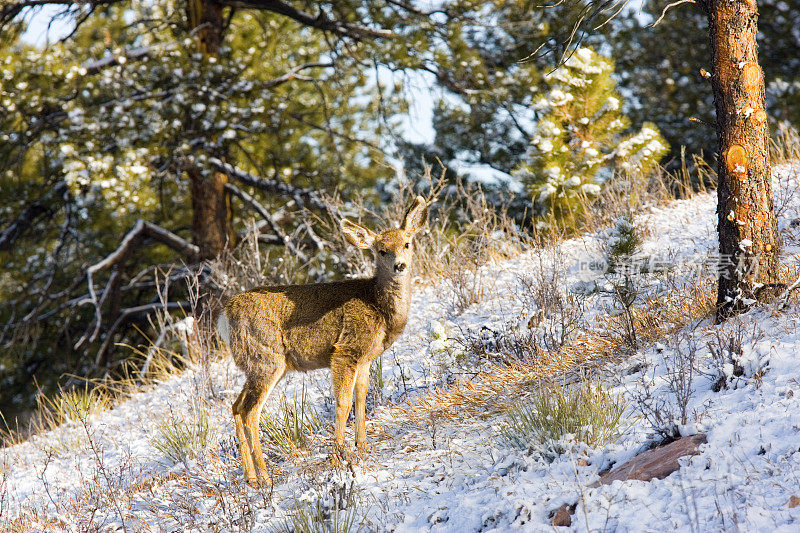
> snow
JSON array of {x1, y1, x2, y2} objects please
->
[{"x1": 4, "y1": 165, "x2": 800, "y2": 531}]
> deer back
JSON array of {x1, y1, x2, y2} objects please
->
[{"x1": 224, "y1": 277, "x2": 398, "y2": 372}]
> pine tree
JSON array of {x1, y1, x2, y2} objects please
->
[{"x1": 513, "y1": 48, "x2": 668, "y2": 226}]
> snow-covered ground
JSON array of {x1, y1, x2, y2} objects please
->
[{"x1": 4, "y1": 166, "x2": 800, "y2": 532}]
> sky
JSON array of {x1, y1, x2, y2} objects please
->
[{"x1": 20, "y1": 4, "x2": 72, "y2": 47}]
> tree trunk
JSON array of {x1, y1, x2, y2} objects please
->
[
  {"x1": 186, "y1": 0, "x2": 224, "y2": 55},
  {"x1": 186, "y1": 0, "x2": 232, "y2": 261},
  {"x1": 189, "y1": 168, "x2": 231, "y2": 261},
  {"x1": 704, "y1": 0, "x2": 779, "y2": 319}
]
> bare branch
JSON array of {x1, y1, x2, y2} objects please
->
[
  {"x1": 263, "y1": 61, "x2": 335, "y2": 89},
  {"x1": 206, "y1": 157, "x2": 328, "y2": 211},
  {"x1": 94, "y1": 301, "x2": 189, "y2": 367},
  {"x1": 75, "y1": 220, "x2": 198, "y2": 349},
  {"x1": 0, "y1": 0, "x2": 123, "y2": 31},
  {"x1": 236, "y1": 221, "x2": 283, "y2": 246},
  {"x1": 219, "y1": 0, "x2": 395, "y2": 40},
  {"x1": 650, "y1": 0, "x2": 696, "y2": 27},
  {"x1": 224, "y1": 182, "x2": 309, "y2": 263}
]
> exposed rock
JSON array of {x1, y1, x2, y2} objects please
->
[
  {"x1": 591, "y1": 434, "x2": 707, "y2": 488},
  {"x1": 789, "y1": 496, "x2": 800, "y2": 508},
  {"x1": 547, "y1": 434, "x2": 707, "y2": 526},
  {"x1": 551, "y1": 504, "x2": 573, "y2": 527},
  {"x1": 577, "y1": 458, "x2": 590, "y2": 467}
]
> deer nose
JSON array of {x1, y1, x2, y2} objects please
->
[{"x1": 394, "y1": 262, "x2": 407, "y2": 273}]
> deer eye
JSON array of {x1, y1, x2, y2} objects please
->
[
  {"x1": 379, "y1": 250, "x2": 387, "y2": 256},
  {"x1": 404, "y1": 242, "x2": 410, "y2": 249}
]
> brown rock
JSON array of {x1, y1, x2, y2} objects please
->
[
  {"x1": 789, "y1": 496, "x2": 800, "y2": 509},
  {"x1": 577, "y1": 458, "x2": 590, "y2": 467},
  {"x1": 551, "y1": 504, "x2": 573, "y2": 527},
  {"x1": 591, "y1": 434, "x2": 707, "y2": 488}
]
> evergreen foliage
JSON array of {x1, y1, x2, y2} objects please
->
[{"x1": 512, "y1": 48, "x2": 668, "y2": 225}]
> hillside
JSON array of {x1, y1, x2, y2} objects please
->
[{"x1": 3, "y1": 166, "x2": 800, "y2": 532}]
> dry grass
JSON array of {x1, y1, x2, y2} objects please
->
[
  {"x1": 0, "y1": 381, "x2": 114, "y2": 447},
  {"x1": 260, "y1": 389, "x2": 322, "y2": 460},
  {"x1": 150, "y1": 409, "x2": 215, "y2": 466},
  {"x1": 388, "y1": 277, "x2": 717, "y2": 430},
  {"x1": 771, "y1": 122, "x2": 800, "y2": 164}
]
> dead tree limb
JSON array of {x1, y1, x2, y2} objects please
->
[
  {"x1": 224, "y1": 182, "x2": 309, "y2": 263},
  {"x1": 76, "y1": 220, "x2": 198, "y2": 349},
  {"x1": 219, "y1": 0, "x2": 395, "y2": 40},
  {"x1": 206, "y1": 157, "x2": 328, "y2": 211},
  {"x1": 263, "y1": 61, "x2": 335, "y2": 89}
]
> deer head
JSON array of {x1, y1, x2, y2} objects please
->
[{"x1": 341, "y1": 196, "x2": 428, "y2": 281}]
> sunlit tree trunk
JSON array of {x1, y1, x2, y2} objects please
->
[{"x1": 702, "y1": 0, "x2": 779, "y2": 319}]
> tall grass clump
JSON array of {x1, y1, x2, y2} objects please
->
[
  {"x1": 46, "y1": 384, "x2": 111, "y2": 425},
  {"x1": 502, "y1": 380, "x2": 627, "y2": 456},
  {"x1": 260, "y1": 388, "x2": 321, "y2": 459},
  {"x1": 274, "y1": 475, "x2": 367, "y2": 533},
  {"x1": 277, "y1": 502, "x2": 364, "y2": 533},
  {"x1": 151, "y1": 410, "x2": 214, "y2": 465}
]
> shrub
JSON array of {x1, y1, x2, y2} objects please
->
[
  {"x1": 274, "y1": 473, "x2": 367, "y2": 533},
  {"x1": 604, "y1": 215, "x2": 645, "y2": 349},
  {"x1": 625, "y1": 331, "x2": 703, "y2": 439},
  {"x1": 277, "y1": 502, "x2": 362, "y2": 533},
  {"x1": 501, "y1": 380, "x2": 627, "y2": 456}
]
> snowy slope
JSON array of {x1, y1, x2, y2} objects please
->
[{"x1": 3, "y1": 165, "x2": 800, "y2": 532}]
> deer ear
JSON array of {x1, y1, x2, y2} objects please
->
[
  {"x1": 401, "y1": 196, "x2": 428, "y2": 235},
  {"x1": 341, "y1": 219, "x2": 377, "y2": 249}
]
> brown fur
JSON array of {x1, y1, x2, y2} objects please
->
[{"x1": 218, "y1": 197, "x2": 427, "y2": 487}]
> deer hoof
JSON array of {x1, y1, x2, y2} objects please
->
[{"x1": 329, "y1": 445, "x2": 356, "y2": 467}]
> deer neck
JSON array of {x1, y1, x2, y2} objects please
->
[{"x1": 374, "y1": 273, "x2": 411, "y2": 332}]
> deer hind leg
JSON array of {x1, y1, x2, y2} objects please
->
[
  {"x1": 353, "y1": 361, "x2": 371, "y2": 452},
  {"x1": 232, "y1": 389, "x2": 255, "y2": 484},
  {"x1": 234, "y1": 361, "x2": 286, "y2": 488}
]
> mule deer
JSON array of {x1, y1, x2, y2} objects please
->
[{"x1": 217, "y1": 196, "x2": 428, "y2": 487}]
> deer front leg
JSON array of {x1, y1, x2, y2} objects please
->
[
  {"x1": 330, "y1": 357, "x2": 358, "y2": 457},
  {"x1": 353, "y1": 360, "x2": 371, "y2": 452}
]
